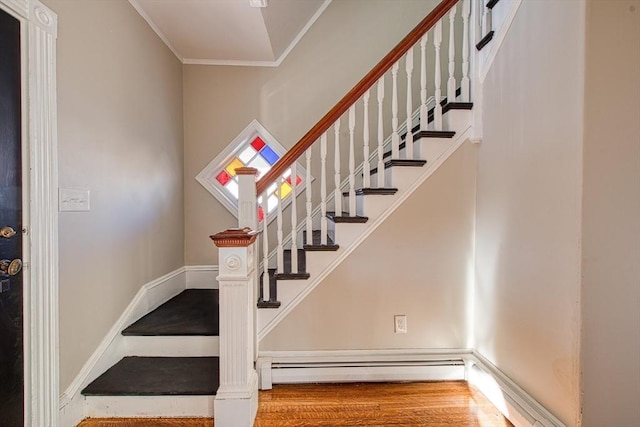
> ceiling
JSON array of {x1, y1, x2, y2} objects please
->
[{"x1": 129, "y1": 0, "x2": 331, "y2": 66}]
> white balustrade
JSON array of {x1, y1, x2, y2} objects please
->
[
  {"x1": 405, "y1": 46, "x2": 414, "y2": 159},
  {"x1": 320, "y1": 133, "x2": 328, "y2": 245},
  {"x1": 362, "y1": 90, "x2": 371, "y2": 188},
  {"x1": 276, "y1": 178, "x2": 284, "y2": 274},
  {"x1": 334, "y1": 119, "x2": 342, "y2": 216},
  {"x1": 420, "y1": 34, "x2": 429, "y2": 131},
  {"x1": 391, "y1": 62, "x2": 400, "y2": 159},
  {"x1": 290, "y1": 162, "x2": 298, "y2": 273},
  {"x1": 434, "y1": 21, "x2": 443, "y2": 131},
  {"x1": 348, "y1": 105, "x2": 356, "y2": 216},
  {"x1": 376, "y1": 77, "x2": 385, "y2": 187},
  {"x1": 462, "y1": 0, "x2": 471, "y2": 102},
  {"x1": 447, "y1": 5, "x2": 457, "y2": 103},
  {"x1": 305, "y1": 148, "x2": 313, "y2": 246},
  {"x1": 261, "y1": 196, "x2": 270, "y2": 302}
]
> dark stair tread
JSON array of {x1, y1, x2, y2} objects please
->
[
  {"x1": 487, "y1": 0, "x2": 500, "y2": 9},
  {"x1": 122, "y1": 289, "x2": 218, "y2": 336},
  {"x1": 412, "y1": 130, "x2": 456, "y2": 141},
  {"x1": 370, "y1": 159, "x2": 427, "y2": 175},
  {"x1": 327, "y1": 211, "x2": 369, "y2": 223},
  {"x1": 257, "y1": 300, "x2": 281, "y2": 308},
  {"x1": 476, "y1": 31, "x2": 495, "y2": 51},
  {"x1": 343, "y1": 188, "x2": 398, "y2": 197},
  {"x1": 81, "y1": 357, "x2": 219, "y2": 396},
  {"x1": 442, "y1": 102, "x2": 473, "y2": 114},
  {"x1": 303, "y1": 230, "x2": 339, "y2": 251},
  {"x1": 275, "y1": 272, "x2": 311, "y2": 280}
]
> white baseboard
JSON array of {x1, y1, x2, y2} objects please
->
[
  {"x1": 185, "y1": 265, "x2": 219, "y2": 289},
  {"x1": 85, "y1": 395, "x2": 215, "y2": 418},
  {"x1": 466, "y1": 352, "x2": 566, "y2": 427},
  {"x1": 59, "y1": 267, "x2": 187, "y2": 427}
]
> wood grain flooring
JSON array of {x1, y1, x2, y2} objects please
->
[{"x1": 77, "y1": 381, "x2": 514, "y2": 427}]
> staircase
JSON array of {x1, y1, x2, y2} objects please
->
[
  {"x1": 78, "y1": 0, "x2": 509, "y2": 423},
  {"x1": 81, "y1": 289, "x2": 220, "y2": 417}
]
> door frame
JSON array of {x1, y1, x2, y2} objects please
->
[{"x1": 0, "y1": 0, "x2": 58, "y2": 426}]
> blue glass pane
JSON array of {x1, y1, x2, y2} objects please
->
[{"x1": 260, "y1": 145, "x2": 280, "y2": 165}]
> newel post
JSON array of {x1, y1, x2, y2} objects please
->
[{"x1": 211, "y1": 228, "x2": 260, "y2": 426}]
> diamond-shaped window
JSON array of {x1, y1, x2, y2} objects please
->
[{"x1": 196, "y1": 120, "x2": 311, "y2": 222}]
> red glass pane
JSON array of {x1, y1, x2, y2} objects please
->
[
  {"x1": 251, "y1": 136, "x2": 266, "y2": 151},
  {"x1": 286, "y1": 175, "x2": 303, "y2": 186},
  {"x1": 216, "y1": 170, "x2": 231, "y2": 186},
  {"x1": 258, "y1": 206, "x2": 264, "y2": 222}
]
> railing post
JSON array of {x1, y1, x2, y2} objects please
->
[
  {"x1": 211, "y1": 228, "x2": 260, "y2": 427},
  {"x1": 236, "y1": 167, "x2": 259, "y2": 230}
]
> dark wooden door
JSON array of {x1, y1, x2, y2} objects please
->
[{"x1": 0, "y1": 7, "x2": 24, "y2": 427}]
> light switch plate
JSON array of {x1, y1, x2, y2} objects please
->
[{"x1": 59, "y1": 188, "x2": 90, "y2": 212}]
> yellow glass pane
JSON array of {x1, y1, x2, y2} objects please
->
[
  {"x1": 225, "y1": 158, "x2": 244, "y2": 177},
  {"x1": 279, "y1": 182, "x2": 292, "y2": 199}
]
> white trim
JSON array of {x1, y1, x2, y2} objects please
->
[
  {"x1": 185, "y1": 264, "x2": 219, "y2": 289},
  {"x1": 478, "y1": 0, "x2": 524, "y2": 82},
  {"x1": 0, "y1": 0, "x2": 62, "y2": 425},
  {"x1": 59, "y1": 267, "x2": 187, "y2": 427},
  {"x1": 182, "y1": 0, "x2": 332, "y2": 67},
  {"x1": 85, "y1": 395, "x2": 214, "y2": 418},
  {"x1": 467, "y1": 352, "x2": 567, "y2": 427},
  {"x1": 258, "y1": 126, "x2": 472, "y2": 341},
  {"x1": 127, "y1": 0, "x2": 184, "y2": 63}
]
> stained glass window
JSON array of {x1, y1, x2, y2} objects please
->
[{"x1": 196, "y1": 120, "x2": 310, "y2": 222}]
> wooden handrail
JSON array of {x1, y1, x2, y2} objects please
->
[{"x1": 256, "y1": 0, "x2": 460, "y2": 195}]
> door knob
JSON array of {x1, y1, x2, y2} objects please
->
[
  {"x1": 0, "y1": 227, "x2": 16, "y2": 239},
  {"x1": 0, "y1": 259, "x2": 22, "y2": 276}
]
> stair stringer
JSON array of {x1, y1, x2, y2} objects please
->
[{"x1": 257, "y1": 123, "x2": 472, "y2": 342}]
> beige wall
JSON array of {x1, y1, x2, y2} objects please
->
[
  {"x1": 261, "y1": 142, "x2": 476, "y2": 350},
  {"x1": 473, "y1": 1, "x2": 584, "y2": 425},
  {"x1": 45, "y1": 0, "x2": 185, "y2": 391},
  {"x1": 183, "y1": 0, "x2": 440, "y2": 265},
  {"x1": 581, "y1": 1, "x2": 640, "y2": 425}
]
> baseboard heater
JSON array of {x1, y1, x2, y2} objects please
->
[{"x1": 257, "y1": 351, "x2": 468, "y2": 390}]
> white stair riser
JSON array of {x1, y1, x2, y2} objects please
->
[
  {"x1": 444, "y1": 110, "x2": 472, "y2": 134},
  {"x1": 383, "y1": 166, "x2": 425, "y2": 189},
  {"x1": 85, "y1": 395, "x2": 215, "y2": 418},
  {"x1": 355, "y1": 194, "x2": 395, "y2": 218},
  {"x1": 328, "y1": 221, "x2": 368, "y2": 248},
  {"x1": 416, "y1": 137, "x2": 454, "y2": 163},
  {"x1": 123, "y1": 336, "x2": 219, "y2": 357}
]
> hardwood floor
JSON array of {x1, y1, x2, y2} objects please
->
[{"x1": 77, "y1": 381, "x2": 514, "y2": 427}]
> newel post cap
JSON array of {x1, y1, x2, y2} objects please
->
[
  {"x1": 210, "y1": 227, "x2": 260, "y2": 247},
  {"x1": 234, "y1": 167, "x2": 259, "y2": 176}
]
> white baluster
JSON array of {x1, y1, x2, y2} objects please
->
[
  {"x1": 305, "y1": 148, "x2": 313, "y2": 246},
  {"x1": 391, "y1": 62, "x2": 400, "y2": 159},
  {"x1": 320, "y1": 133, "x2": 328, "y2": 245},
  {"x1": 434, "y1": 20, "x2": 443, "y2": 131},
  {"x1": 276, "y1": 178, "x2": 284, "y2": 274},
  {"x1": 333, "y1": 119, "x2": 342, "y2": 216},
  {"x1": 376, "y1": 77, "x2": 385, "y2": 187},
  {"x1": 362, "y1": 90, "x2": 371, "y2": 188},
  {"x1": 348, "y1": 105, "x2": 356, "y2": 216},
  {"x1": 261, "y1": 195, "x2": 270, "y2": 302},
  {"x1": 290, "y1": 162, "x2": 298, "y2": 274},
  {"x1": 405, "y1": 46, "x2": 414, "y2": 160},
  {"x1": 448, "y1": 6, "x2": 457, "y2": 104},
  {"x1": 420, "y1": 34, "x2": 429, "y2": 131},
  {"x1": 482, "y1": 1, "x2": 491, "y2": 36},
  {"x1": 461, "y1": 0, "x2": 471, "y2": 102}
]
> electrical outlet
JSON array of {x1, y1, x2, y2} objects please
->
[{"x1": 394, "y1": 315, "x2": 407, "y2": 333}]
